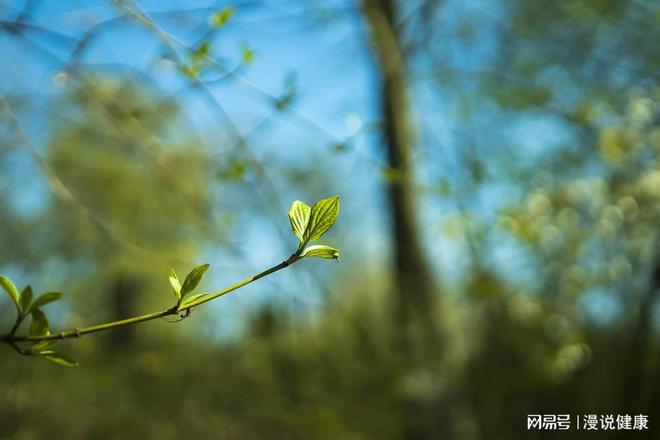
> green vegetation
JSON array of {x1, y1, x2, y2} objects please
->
[
  {"x1": 2, "y1": 196, "x2": 340, "y2": 366},
  {"x1": 1, "y1": 0, "x2": 659, "y2": 438}
]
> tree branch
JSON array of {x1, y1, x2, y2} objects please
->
[{"x1": 3, "y1": 254, "x2": 299, "y2": 343}]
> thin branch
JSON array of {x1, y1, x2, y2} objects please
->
[{"x1": 3, "y1": 253, "x2": 300, "y2": 343}]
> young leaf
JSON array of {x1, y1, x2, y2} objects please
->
[
  {"x1": 177, "y1": 293, "x2": 208, "y2": 311},
  {"x1": 196, "y1": 41, "x2": 210, "y2": 58},
  {"x1": 30, "y1": 309, "x2": 50, "y2": 336},
  {"x1": 304, "y1": 196, "x2": 340, "y2": 242},
  {"x1": 288, "y1": 200, "x2": 311, "y2": 243},
  {"x1": 301, "y1": 245, "x2": 340, "y2": 260},
  {"x1": 19, "y1": 285, "x2": 33, "y2": 314},
  {"x1": 181, "y1": 264, "x2": 210, "y2": 297},
  {"x1": 37, "y1": 351, "x2": 79, "y2": 368},
  {"x1": 180, "y1": 65, "x2": 199, "y2": 79},
  {"x1": 0, "y1": 275, "x2": 21, "y2": 314},
  {"x1": 31, "y1": 340, "x2": 55, "y2": 353},
  {"x1": 241, "y1": 43, "x2": 255, "y2": 64},
  {"x1": 210, "y1": 6, "x2": 235, "y2": 27},
  {"x1": 29, "y1": 292, "x2": 62, "y2": 313},
  {"x1": 169, "y1": 269, "x2": 182, "y2": 301}
]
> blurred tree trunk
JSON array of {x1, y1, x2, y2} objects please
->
[
  {"x1": 107, "y1": 274, "x2": 140, "y2": 348},
  {"x1": 362, "y1": 2, "x2": 441, "y2": 438},
  {"x1": 624, "y1": 257, "x2": 660, "y2": 413},
  {"x1": 362, "y1": 0, "x2": 437, "y2": 333}
]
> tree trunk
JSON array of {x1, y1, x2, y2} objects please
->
[
  {"x1": 362, "y1": 2, "x2": 441, "y2": 437},
  {"x1": 107, "y1": 273, "x2": 140, "y2": 348},
  {"x1": 623, "y1": 258, "x2": 660, "y2": 414},
  {"x1": 362, "y1": 0, "x2": 437, "y2": 333}
]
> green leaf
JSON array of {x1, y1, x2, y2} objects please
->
[
  {"x1": 29, "y1": 292, "x2": 62, "y2": 313},
  {"x1": 0, "y1": 275, "x2": 21, "y2": 314},
  {"x1": 169, "y1": 269, "x2": 182, "y2": 301},
  {"x1": 301, "y1": 245, "x2": 340, "y2": 260},
  {"x1": 19, "y1": 285, "x2": 33, "y2": 314},
  {"x1": 288, "y1": 200, "x2": 311, "y2": 243},
  {"x1": 181, "y1": 264, "x2": 210, "y2": 297},
  {"x1": 31, "y1": 340, "x2": 54, "y2": 353},
  {"x1": 178, "y1": 293, "x2": 208, "y2": 311},
  {"x1": 241, "y1": 43, "x2": 255, "y2": 64},
  {"x1": 196, "y1": 41, "x2": 210, "y2": 58},
  {"x1": 190, "y1": 41, "x2": 211, "y2": 69},
  {"x1": 180, "y1": 65, "x2": 199, "y2": 79},
  {"x1": 304, "y1": 196, "x2": 340, "y2": 242},
  {"x1": 30, "y1": 309, "x2": 50, "y2": 337},
  {"x1": 210, "y1": 6, "x2": 235, "y2": 27},
  {"x1": 37, "y1": 351, "x2": 79, "y2": 367}
]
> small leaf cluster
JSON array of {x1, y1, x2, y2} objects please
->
[
  {"x1": 169, "y1": 264, "x2": 210, "y2": 312},
  {"x1": 1, "y1": 276, "x2": 77, "y2": 367},
  {"x1": 210, "y1": 6, "x2": 235, "y2": 27},
  {"x1": 288, "y1": 195, "x2": 341, "y2": 260},
  {"x1": 182, "y1": 6, "x2": 255, "y2": 80}
]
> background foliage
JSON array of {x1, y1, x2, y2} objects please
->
[{"x1": 1, "y1": 0, "x2": 659, "y2": 438}]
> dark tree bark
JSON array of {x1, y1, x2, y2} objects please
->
[
  {"x1": 362, "y1": 0, "x2": 437, "y2": 332},
  {"x1": 107, "y1": 274, "x2": 140, "y2": 348},
  {"x1": 623, "y1": 257, "x2": 660, "y2": 414},
  {"x1": 362, "y1": 3, "x2": 442, "y2": 437}
]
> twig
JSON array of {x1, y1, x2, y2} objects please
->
[{"x1": 3, "y1": 253, "x2": 299, "y2": 343}]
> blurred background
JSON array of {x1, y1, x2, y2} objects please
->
[{"x1": 1, "y1": 0, "x2": 659, "y2": 438}]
